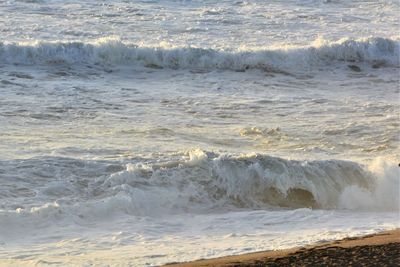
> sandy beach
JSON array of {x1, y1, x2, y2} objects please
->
[{"x1": 165, "y1": 229, "x2": 400, "y2": 267}]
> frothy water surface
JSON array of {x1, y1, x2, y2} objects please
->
[{"x1": 0, "y1": 0, "x2": 399, "y2": 266}]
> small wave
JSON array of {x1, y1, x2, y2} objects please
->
[
  {"x1": 239, "y1": 127, "x2": 281, "y2": 137},
  {"x1": 0, "y1": 37, "x2": 398, "y2": 72}
]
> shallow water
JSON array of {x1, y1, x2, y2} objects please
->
[{"x1": 0, "y1": 0, "x2": 399, "y2": 266}]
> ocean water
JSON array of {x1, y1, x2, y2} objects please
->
[{"x1": 0, "y1": 0, "x2": 399, "y2": 266}]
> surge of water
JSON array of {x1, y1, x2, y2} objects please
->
[{"x1": 1, "y1": 37, "x2": 398, "y2": 71}]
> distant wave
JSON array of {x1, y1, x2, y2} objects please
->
[
  {"x1": 0, "y1": 37, "x2": 398, "y2": 72},
  {"x1": 1, "y1": 151, "x2": 398, "y2": 230}
]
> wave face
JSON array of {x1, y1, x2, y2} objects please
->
[
  {"x1": 98, "y1": 151, "x2": 398, "y2": 213},
  {"x1": 0, "y1": 37, "x2": 398, "y2": 71},
  {"x1": 1, "y1": 152, "x2": 398, "y2": 229}
]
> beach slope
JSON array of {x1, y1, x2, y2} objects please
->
[{"x1": 165, "y1": 229, "x2": 399, "y2": 267}]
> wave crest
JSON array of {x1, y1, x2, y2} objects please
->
[
  {"x1": 1, "y1": 37, "x2": 398, "y2": 72},
  {"x1": 0, "y1": 152, "x2": 398, "y2": 235},
  {"x1": 93, "y1": 151, "x2": 400, "y2": 213}
]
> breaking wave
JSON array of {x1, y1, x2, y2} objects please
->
[
  {"x1": 1, "y1": 151, "x2": 398, "y2": 230},
  {"x1": 0, "y1": 37, "x2": 398, "y2": 72}
]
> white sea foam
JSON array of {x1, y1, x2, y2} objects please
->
[
  {"x1": 1, "y1": 152, "x2": 398, "y2": 266},
  {"x1": 1, "y1": 152, "x2": 398, "y2": 233},
  {"x1": 0, "y1": 37, "x2": 398, "y2": 72},
  {"x1": 103, "y1": 151, "x2": 399, "y2": 212},
  {"x1": 338, "y1": 158, "x2": 400, "y2": 211},
  {"x1": 1, "y1": 1, "x2": 399, "y2": 265}
]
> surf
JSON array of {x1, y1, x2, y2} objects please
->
[
  {"x1": 1, "y1": 151, "x2": 398, "y2": 225},
  {"x1": 1, "y1": 37, "x2": 398, "y2": 72}
]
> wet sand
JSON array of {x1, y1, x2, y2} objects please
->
[{"x1": 164, "y1": 229, "x2": 399, "y2": 267}]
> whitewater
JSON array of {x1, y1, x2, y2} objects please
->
[{"x1": 0, "y1": 0, "x2": 399, "y2": 266}]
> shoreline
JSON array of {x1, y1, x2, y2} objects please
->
[{"x1": 164, "y1": 229, "x2": 400, "y2": 267}]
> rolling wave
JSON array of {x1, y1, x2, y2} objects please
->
[
  {"x1": 1, "y1": 151, "x2": 398, "y2": 230},
  {"x1": 0, "y1": 37, "x2": 398, "y2": 72}
]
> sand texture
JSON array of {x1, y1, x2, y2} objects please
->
[{"x1": 165, "y1": 229, "x2": 400, "y2": 267}]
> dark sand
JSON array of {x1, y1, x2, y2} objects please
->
[{"x1": 165, "y1": 229, "x2": 399, "y2": 267}]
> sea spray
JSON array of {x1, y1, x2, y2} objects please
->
[
  {"x1": 2, "y1": 151, "x2": 398, "y2": 231},
  {"x1": 0, "y1": 37, "x2": 398, "y2": 71}
]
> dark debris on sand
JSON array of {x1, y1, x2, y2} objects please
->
[{"x1": 229, "y1": 243, "x2": 400, "y2": 267}]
